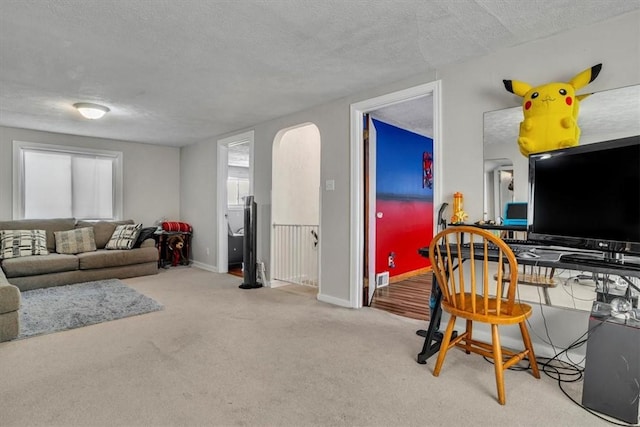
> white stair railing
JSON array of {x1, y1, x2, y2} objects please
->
[{"x1": 272, "y1": 223, "x2": 319, "y2": 287}]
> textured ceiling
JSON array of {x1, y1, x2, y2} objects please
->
[
  {"x1": 1, "y1": 1, "x2": 638, "y2": 147},
  {"x1": 371, "y1": 95, "x2": 433, "y2": 138}
]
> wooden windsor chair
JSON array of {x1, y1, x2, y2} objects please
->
[{"x1": 428, "y1": 226, "x2": 540, "y2": 405}]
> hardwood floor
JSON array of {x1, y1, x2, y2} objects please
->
[
  {"x1": 228, "y1": 266, "x2": 243, "y2": 278},
  {"x1": 370, "y1": 273, "x2": 432, "y2": 321},
  {"x1": 229, "y1": 266, "x2": 431, "y2": 321}
]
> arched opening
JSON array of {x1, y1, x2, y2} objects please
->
[{"x1": 270, "y1": 123, "x2": 321, "y2": 294}]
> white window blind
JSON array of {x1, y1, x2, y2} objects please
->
[
  {"x1": 24, "y1": 150, "x2": 73, "y2": 218},
  {"x1": 72, "y1": 156, "x2": 114, "y2": 219},
  {"x1": 14, "y1": 141, "x2": 122, "y2": 220}
]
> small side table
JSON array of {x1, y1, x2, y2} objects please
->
[{"x1": 154, "y1": 230, "x2": 192, "y2": 268}]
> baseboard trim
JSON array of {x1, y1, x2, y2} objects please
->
[
  {"x1": 317, "y1": 292, "x2": 352, "y2": 308},
  {"x1": 390, "y1": 267, "x2": 432, "y2": 284},
  {"x1": 269, "y1": 279, "x2": 291, "y2": 288},
  {"x1": 191, "y1": 261, "x2": 218, "y2": 273}
]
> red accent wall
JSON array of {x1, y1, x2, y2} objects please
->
[{"x1": 375, "y1": 199, "x2": 433, "y2": 276}]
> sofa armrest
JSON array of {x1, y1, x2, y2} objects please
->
[
  {"x1": 0, "y1": 264, "x2": 10, "y2": 287},
  {"x1": 0, "y1": 267, "x2": 20, "y2": 315},
  {"x1": 0, "y1": 266, "x2": 20, "y2": 341}
]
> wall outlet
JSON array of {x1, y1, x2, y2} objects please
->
[{"x1": 205, "y1": 247, "x2": 210, "y2": 256}]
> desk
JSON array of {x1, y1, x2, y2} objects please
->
[{"x1": 416, "y1": 239, "x2": 640, "y2": 364}]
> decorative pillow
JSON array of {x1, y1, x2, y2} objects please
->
[
  {"x1": 76, "y1": 220, "x2": 134, "y2": 249},
  {"x1": 133, "y1": 227, "x2": 158, "y2": 248},
  {"x1": 54, "y1": 227, "x2": 97, "y2": 254},
  {"x1": 105, "y1": 223, "x2": 142, "y2": 250},
  {"x1": 0, "y1": 229, "x2": 49, "y2": 259}
]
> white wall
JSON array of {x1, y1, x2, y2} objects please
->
[
  {"x1": 180, "y1": 11, "x2": 640, "y2": 357},
  {"x1": 180, "y1": 139, "x2": 217, "y2": 267},
  {"x1": 0, "y1": 126, "x2": 181, "y2": 226},
  {"x1": 272, "y1": 124, "x2": 320, "y2": 225}
]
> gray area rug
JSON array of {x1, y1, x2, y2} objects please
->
[{"x1": 19, "y1": 279, "x2": 163, "y2": 339}]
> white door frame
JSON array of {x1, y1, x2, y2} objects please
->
[
  {"x1": 349, "y1": 81, "x2": 442, "y2": 308},
  {"x1": 216, "y1": 130, "x2": 254, "y2": 273}
]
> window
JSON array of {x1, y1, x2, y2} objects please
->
[
  {"x1": 227, "y1": 177, "x2": 250, "y2": 206},
  {"x1": 13, "y1": 141, "x2": 123, "y2": 220}
]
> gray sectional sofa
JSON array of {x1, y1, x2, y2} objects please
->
[
  {"x1": 0, "y1": 218, "x2": 159, "y2": 342},
  {"x1": 0, "y1": 272, "x2": 20, "y2": 342}
]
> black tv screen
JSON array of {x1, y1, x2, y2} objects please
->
[{"x1": 527, "y1": 135, "x2": 640, "y2": 256}]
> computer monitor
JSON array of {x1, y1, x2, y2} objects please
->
[
  {"x1": 502, "y1": 202, "x2": 527, "y2": 226},
  {"x1": 527, "y1": 135, "x2": 640, "y2": 263}
]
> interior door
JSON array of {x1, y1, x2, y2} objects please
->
[{"x1": 366, "y1": 114, "x2": 377, "y2": 306}]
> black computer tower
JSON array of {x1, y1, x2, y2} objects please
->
[{"x1": 582, "y1": 302, "x2": 640, "y2": 424}]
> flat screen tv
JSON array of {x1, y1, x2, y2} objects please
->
[{"x1": 527, "y1": 135, "x2": 640, "y2": 265}]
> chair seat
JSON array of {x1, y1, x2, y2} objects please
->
[{"x1": 442, "y1": 293, "x2": 533, "y2": 324}]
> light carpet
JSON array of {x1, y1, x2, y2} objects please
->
[
  {"x1": 1, "y1": 269, "x2": 612, "y2": 426},
  {"x1": 18, "y1": 279, "x2": 163, "y2": 339}
]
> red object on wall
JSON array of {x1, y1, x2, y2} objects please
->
[
  {"x1": 161, "y1": 221, "x2": 192, "y2": 233},
  {"x1": 375, "y1": 199, "x2": 433, "y2": 277}
]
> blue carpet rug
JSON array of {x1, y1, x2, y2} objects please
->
[{"x1": 18, "y1": 279, "x2": 164, "y2": 339}]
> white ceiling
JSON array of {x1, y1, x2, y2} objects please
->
[
  {"x1": 1, "y1": 1, "x2": 638, "y2": 147},
  {"x1": 371, "y1": 95, "x2": 433, "y2": 138}
]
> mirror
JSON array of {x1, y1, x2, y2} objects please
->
[
  {"x1": 483, "y1": 84, "x2": 640, "y2": 310},
  {"x1": 484, "y1": 84, "x2": 640, "y2": 222}
]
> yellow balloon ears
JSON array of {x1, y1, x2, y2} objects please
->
[{"x1": 503, "y1": 63, "x2": 602, "y2": 97}]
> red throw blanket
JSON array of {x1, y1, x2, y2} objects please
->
[{"x1": 161, "y1": 221, "x2": 192, "y2": 233}]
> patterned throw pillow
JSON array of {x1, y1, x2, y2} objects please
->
[
  {"x1": 105, "y1": 223, "x2": 142, "y2": 250},
  {"x1": 54, "y1": 227, "x2": 97, "y2": 254},
  {"x1": 0, "y1": 229, "x2": 49, "y2": 259}
]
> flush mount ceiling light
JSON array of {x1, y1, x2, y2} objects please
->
[{"x1": 73, "y1": 102, "x2": 110, "y2": 120}]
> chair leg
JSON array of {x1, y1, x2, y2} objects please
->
[
  {"x1": 491, "y1": 324, "x2": 506, "y2": 405},
  {"x1": 519, "y1": 321, "x2": 540, "y2": 378},
  {"x1": 464, "y1": 319, "x2": 473, "y2": 354},
  {"x1": 433, "y1": 315, "x2": 456, "y2": 377}
]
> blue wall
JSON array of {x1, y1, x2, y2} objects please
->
[{"x1": 373, "y1": 119, "x2": 433, "y2": 200}]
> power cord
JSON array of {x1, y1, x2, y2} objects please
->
[{"x1": 540, "y1": 319, "x2": 638, "y2": 426}]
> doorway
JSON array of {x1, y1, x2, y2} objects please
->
[
  {"x1": 483, "y1": 159, "x2": 514, "y2": 224},
  {"x1": 270, "y1": 123, "x2": 321, "y2": 293},
  {"x1": 367, "y1": 113, "x2": 435, "y2": 318},
  {"x1": 349, "y1": 81, "x2": 442, "y2": 309},
  {"x1": 216, "y1": 130, "x2": 254, "y2": 274}
]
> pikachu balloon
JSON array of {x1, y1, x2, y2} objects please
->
[{"x1": 503, "y1": 64, "x2": 602, "y2": 157}]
